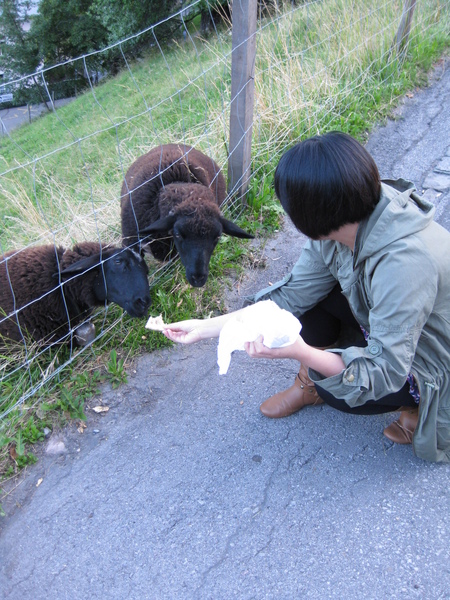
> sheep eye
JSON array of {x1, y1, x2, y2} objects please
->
[{"x1": 114, "y1": 258, "x2": 123, "y2": 265}]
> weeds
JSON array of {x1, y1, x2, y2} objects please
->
[
  {"x1": 247, "y1": 174, "x2": 285, "y2": 233},
  {"x1": 106, "y1": 349, "x2": 128, "y2": 389}
]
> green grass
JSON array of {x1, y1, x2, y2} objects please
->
[{"x1": 0, "y1": 0, "x2": 449, "y2": 489}]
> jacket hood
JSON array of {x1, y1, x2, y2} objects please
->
[{"x1": 353, "y1": 178, "x2": 436, "y2": 266}]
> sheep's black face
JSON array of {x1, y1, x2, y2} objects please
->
[
  {"x1": 172, "y1": 219, "x2": 222, "y2": 288},
  {"x1": 138, "y1": 205, "x2": 253, "y2": 288},
  {"x1": 100, "y1": 249, "x2": 151, "y2": 317}
]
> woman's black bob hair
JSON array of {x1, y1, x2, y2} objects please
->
[{"x1": 274, "y1": 131, "x2": 381, "y2": 239}]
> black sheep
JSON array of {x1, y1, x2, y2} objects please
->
[
  {"x1": 120, "y1": 143, "x2": 253, "y2": 287},
  {"x1": 0, "y1": 242, "x2": 151, "y2": 347}
]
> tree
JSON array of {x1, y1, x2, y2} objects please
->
[
  {"x1": 27, "y1": 0, "x2": 108, "y2": 99},
  {"x1": 0, "y1": 0, "x2": 40, "y2": 80},
  {"x1": 0, "y1": 0, "x2": 216, "y2": 104},
  {"x1": 31, "y1": 0, "x2": 108, "y2": 65},
  {"x1": 90, "y1": 0, "x2": 179, "y2": 47},
  {"x1": 0, "y1": 0, "x2": 109, "y2": 102}
]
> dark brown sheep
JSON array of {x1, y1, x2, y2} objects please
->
[
  {"x1": 0, "y1": 242, "x2": 151, "y2": 347},
  {"x1": 121, "y1": 143, "x2": 253, "y2": 287}
]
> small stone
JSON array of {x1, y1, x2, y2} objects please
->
[
  {"x1": 74, "y1": 322, "x2": 96, "y2": 346},
  {"x1": 45, "y1": 438, "x2": 66, "y2": 455}
]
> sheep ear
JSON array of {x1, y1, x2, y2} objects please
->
[
  {"x1": 54, "y1": 254, "x2": 104, "y2": 278},
  {"x1": 139, "y1": 215, "x2": 177, "y2": 236},
  {"x1": 220, "y1": 217, "x2": 254, "y2": 239}
]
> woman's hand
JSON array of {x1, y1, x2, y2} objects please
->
[
  {"x1": 162, "y1": 320, "x2": 206, "y2": 345},
  {"x1": 162, "y1": 308, "x2": 249, "y2": 345},
  {"x1": 244, "y1": 335, "x2": 305, "y2": 361},
  {"x1": 244, "y1": 335, "x2": 345, "y2": 379}
]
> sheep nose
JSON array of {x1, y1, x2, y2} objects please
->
[
  {"x1": 189, "y1": 274, "x2": 207, "y2": 287},
  {"x1": 136, "y1": 296, "x2": 151, "y2": 313}
]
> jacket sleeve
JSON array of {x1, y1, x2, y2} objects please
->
[
  {"x1": 250, "y1": 240, "x2": 338, "y2": 317},
  {"x1": 309, "y1": 244, "x2": 438, "y2": 407}
]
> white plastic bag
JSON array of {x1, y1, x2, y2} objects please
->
[{"x1": 217, "y1": 300, "x2": 301, "y2": 375}]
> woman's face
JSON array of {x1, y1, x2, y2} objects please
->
[{"x1": 317, "y1": 222, "x2": 360, "y2": 251}]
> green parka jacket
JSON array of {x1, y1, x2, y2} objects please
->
[{"x1": 254, "y1": 179, "x2": 450, "y2": 463}]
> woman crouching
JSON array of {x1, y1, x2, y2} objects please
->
[{"x1": 161, "y1": 132, "x2": 450, "y2": 464}]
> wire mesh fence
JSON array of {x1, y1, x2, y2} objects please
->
[{"x1": 0, "y1": 0, "x2": 448, "y2": 420}]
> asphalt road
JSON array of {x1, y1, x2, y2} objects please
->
[
  {"x1": 0, "y1": 57, "x2": 449, "y2": 600},
  {"x1": 0, "y1": 98, "x2": 73, "y2": 135}
]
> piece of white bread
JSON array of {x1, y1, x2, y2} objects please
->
[{"x1": 145, "y1": 314, "x2": 166, "y2": 331}]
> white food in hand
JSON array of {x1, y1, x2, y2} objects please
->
[{"x1": 145, "y1": 314, "x2": 166, "y2": 331}]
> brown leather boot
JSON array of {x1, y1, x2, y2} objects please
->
[
  {"x1": 383, "y1": 408, "x2": 419, "y2": 445},
  {"x1": 260, "y1": 362, "x2": 323, "y2": 418}
]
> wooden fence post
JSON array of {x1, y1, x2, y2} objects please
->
[
  {"x1": 394, "y1": 0, "x2": 417, "y2": 55},
  {"x1": 227, "y1": 0, "x2": 257, "y2": 202}
]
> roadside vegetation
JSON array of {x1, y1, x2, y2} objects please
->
[{"x1": 0, "y1": 0, "x2": 448, "y2": 503}]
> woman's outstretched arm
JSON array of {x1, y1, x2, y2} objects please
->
[{"x1": 162, "y1": 308, "x2": 247, "y2": 345}]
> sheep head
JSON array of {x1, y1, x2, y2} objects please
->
[
  {"x1": 58, "y1": 247, "x2": 151, "y2": 318},
  {"x1": 139, "y1": 185, "x2": 253, "y2": 288}
]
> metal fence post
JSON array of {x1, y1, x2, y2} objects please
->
[{"x1": 227, "y1": 0, "x2": 257, "y2": 202}]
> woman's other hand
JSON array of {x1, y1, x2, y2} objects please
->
[
  {"x1": 243, "y1": 335, "x2": 345, "y2": 379},
  {"x1": 244, "y1": 335, "x2": 304, "y2": 361}
]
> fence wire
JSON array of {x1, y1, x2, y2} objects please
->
[{"x1": 0, "y1": 0, "x2": 447, "y2": 421}]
